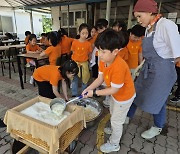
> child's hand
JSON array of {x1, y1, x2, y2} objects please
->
[
  {"x1": 82, "y1": 90, "x2": 93, "y2": 98},
  {"x1": 36, "y1": 50, "x2": 41, "y2": 54}
]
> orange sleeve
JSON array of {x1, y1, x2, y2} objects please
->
[
  {"x1": 50, "y1": 72, "x2": 62, "y2": 86},
  {"x1": 44, "y1": 46, "x2": 52, "y2": 55},
  {"x1": 26, "y1": 44, "x2": 29, "y2": 51},
  {"x1": 176, "y1": 61, "x2": 180, "y2": 67},
  {"x1": 99, "y1": 61, "x2": 104, "y2": 73},
  {"x1": 71, "y1": 41, "x2": 76, "y2": 52},
  {"x1": 88, "y1": 42, "x2": 92, "y2": 53},
  {"x1": 25, "y1": 36, "x2": 29, "y2": 45}
]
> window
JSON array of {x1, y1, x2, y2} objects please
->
[{"x1": 62, "y1": 10, "x2": 86, "y2": 28}]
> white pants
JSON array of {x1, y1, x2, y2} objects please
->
[{"x1": 109, "y1": 97, "x2": 134, "y2": 144}]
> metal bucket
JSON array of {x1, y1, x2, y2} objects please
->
[{"x1": 71, "y1": 98, "x2": 103, "y2": 128}]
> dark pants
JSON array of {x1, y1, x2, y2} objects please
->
[
  {"x1": 127, "y1": 102, "x2": 166, "y2": 128},
  {"x1": 92, "y1": 56, "x2": 98, "y2": 78},
  {"x1": 35, "y1": 80, "x2": 56, "y2": 99},
  {"x1": 175, "y1": 66, "x2": 180, "y2": 97}
]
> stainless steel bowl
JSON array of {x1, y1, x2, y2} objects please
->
[
  {"x1": 49, "y1": 98, "x2": 66, "y2": 115},
  {"x1": 71, "y1": 98, "x2": 103, "y2": 127}
]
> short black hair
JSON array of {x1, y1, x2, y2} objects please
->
[
  {"x1": 59, "y1": 60, "x2": 79, "y2": 86},
  {"x1": 95, "y1": 28, "x2": 126, "y2": 52},
  {"x1": 41, "y1": 33, "x2": 46, "y2": 36},
  {"x1": 79, "y1": 23, "x2": 89, "y2": 33},
  {"x1": 25, "y1": 31, "x2": 31, "y2": 36},
  {"x1": 29, "y1": 34, "x2": 37, "y2": 41},
  {"x1": 47, "y1": 31, "x2": 61, "y2": 46},
  {"x1": 95, "y1": 18, "x2": 108, "y2": 29},
  {"x1": 58, "y1": 28, "x2": 68, "y2": 36},
  {"x1": 112, "y1": 20, "x2": 127, "y2": 32},
  {"x1": 130, "y1": 24, "x2": 145, "y2": 37}
]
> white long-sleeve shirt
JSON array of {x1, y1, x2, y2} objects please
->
[{"x1": 145, "y1": 17, "x2": 180, "y2": 59}]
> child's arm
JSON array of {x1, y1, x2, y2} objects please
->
[
  {"x1": 82, "y1": 74, "x2": 104, "y2": 96},
  {"x1": 40, "y1": 51, "x2": 46, "y2": 57},
  {"x1": 96, "y1": 86, "x2": 119, "y2": 96},
  {"x1": 138, "y1": 52, "x2": 143, "y2": 64},
  {"x1": 52, "y1": 85, "x2": 64, "y2": 99},
  {"x1": 61, "y1": 79, "x2": 68, "y2": 101}
]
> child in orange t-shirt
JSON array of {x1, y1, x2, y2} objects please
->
[
  {"x1": 71, "y1": 23, "x2": 92, "y2": 96},
  {"x1": 40, "y1": 31, "x2": 61, "y2": 65},
  {"x1": 88, "y1": 26, "x2": 98, "y2": 45},
  {"x1": 26, "y1": 34, "x2": 43, "y2": 66},
  {"x1": 82, "y1": 29, "x2": 135, "y2": 153},
  {"x1": 58, "y1": 28, "x2": 74, "y2": 65},
  {"x1": 33, "y1": 60, "x2": 79, "y2": 99},
  {"x1": 24, "y1": 31, "x2": 31, "y2": 45},
  {"x1": 126, "y1": 25, "x2": 145, "y2": 78}
]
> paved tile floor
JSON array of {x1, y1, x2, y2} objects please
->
[{"x1": 0, "y1": 64, "x2": 180, "y2": 154}]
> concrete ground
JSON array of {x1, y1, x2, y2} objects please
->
[{"x1": 0, "y1": 64, "x2": 180, "y2": 154}]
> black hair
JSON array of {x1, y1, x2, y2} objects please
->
[
  {"x1": 95, "y1": 28, "x2": 126, "y2": 52},
  {"x1": 91, "y1": 26, "x2": 97, "y2": 31},
  {"x1": 47, "y1": 31, "x2": 61, "y2": 47},
  {"x1": 121, "y1": 31, "x2": 129, "y2": 48},
  {"x1": 58, "y1": 28, "x2": 68, "y2": 36},
  {"x1": 79, "y1": 23, "x2": 89, "y2": 33},
  {"x1": 25, "y1": 31, "x2": 31, "y2": 36},
  {"x1": 59, "y1": 60, "x2": 79, "y2": 86},
  {"x1": 130, "y1": 24, "x2": 146, "y2": 37},
  {"x1": 5, "y1": 33, "x2": 14, "y2": 39},
  {"x1": 95, "y1": 18, "x2": 108, "y2": 29},
  {"x1": 28, "y1": 34, "x2": 37, "y2": 41},
  {"x1": 41, "y1": 33, "x2": 46, "y2": 37},
  {"x1": 112, "y1": 20, "x2": 127, "y2": 32}
]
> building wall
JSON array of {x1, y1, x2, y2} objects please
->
[{"x1": 0, "y1": 7, "x2": 47, "y2": 40}]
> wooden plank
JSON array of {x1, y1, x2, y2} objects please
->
[{"x1": 16, "y1": 145, "x2": 29, "y2": 154}]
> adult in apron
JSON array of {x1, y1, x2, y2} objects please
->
[{"x1": 127, "y1": 0, "x2": 180, "y2": 139}]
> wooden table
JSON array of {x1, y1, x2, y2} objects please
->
[
  {"x1": 17, "y1": 53, "x2": 48, "y2": 89},
  {"x1": 0, "y1": 44, "x2": 26, "y2": 51}
]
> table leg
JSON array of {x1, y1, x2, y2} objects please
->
[{"x1": 17, "y1": 56, "x2": 24, "y2": 89}]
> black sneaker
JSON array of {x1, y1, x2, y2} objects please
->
[{"x1": 170, "y1": 97, "x2": 180, "y2": 103}]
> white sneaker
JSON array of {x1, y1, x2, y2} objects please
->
[
  {"x1": 100, "y1": 141, "x2": 120, "y2": 153},
  {"x1": 124, "y1": 117, "x2": 130, "y2": 124},
  {"x1": 29, "y1": 76, "x2": 34, "y2": 84},
  {"x1": 141, "y1": 126, "x2": 162, "y2": 139},
  {"x1": 104, "y1": 127, "x2": 112, "y2": 135}
]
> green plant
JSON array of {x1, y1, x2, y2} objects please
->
[{"x1": 42, "y1": 15, "x2": 52, "y2": 33}]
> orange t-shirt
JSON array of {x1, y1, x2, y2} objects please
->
[
  {"x1": 60, "y1": 35, "x2": 74, "y2": 55},
  {"x1": 26, "y1": 43, "x2": 42, "y2": 63},
  {"x1": 126, "y1": 40, "x2": 142, "y2": 69},
  {"x1": 26, "y1": 43, "x2": 42, "y2": 52},
  {"x1": 33, "y1": 65, "x2": 62, "y2": 86},
  {"x1": 25, "y1": 36, "x2": 30, "y2": 45},
  {"x1": 88, "y1": 33, "x2": 98, "y2": 45},
  {"x1": 99, "y1": 56, "x2": 135, "y2": 101},
  {"x1": 71, "y1": 40, "x2": 92, "y2": 62},
  {"x1": 118, "y1": 47, "x2": 128, "y2": 62},
  {"x1": 45, "y1": 44, "x2": 61, "y2": 65},
  {"x1": 176, "y1": 61, "x2": 180, "y2": 67}
]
